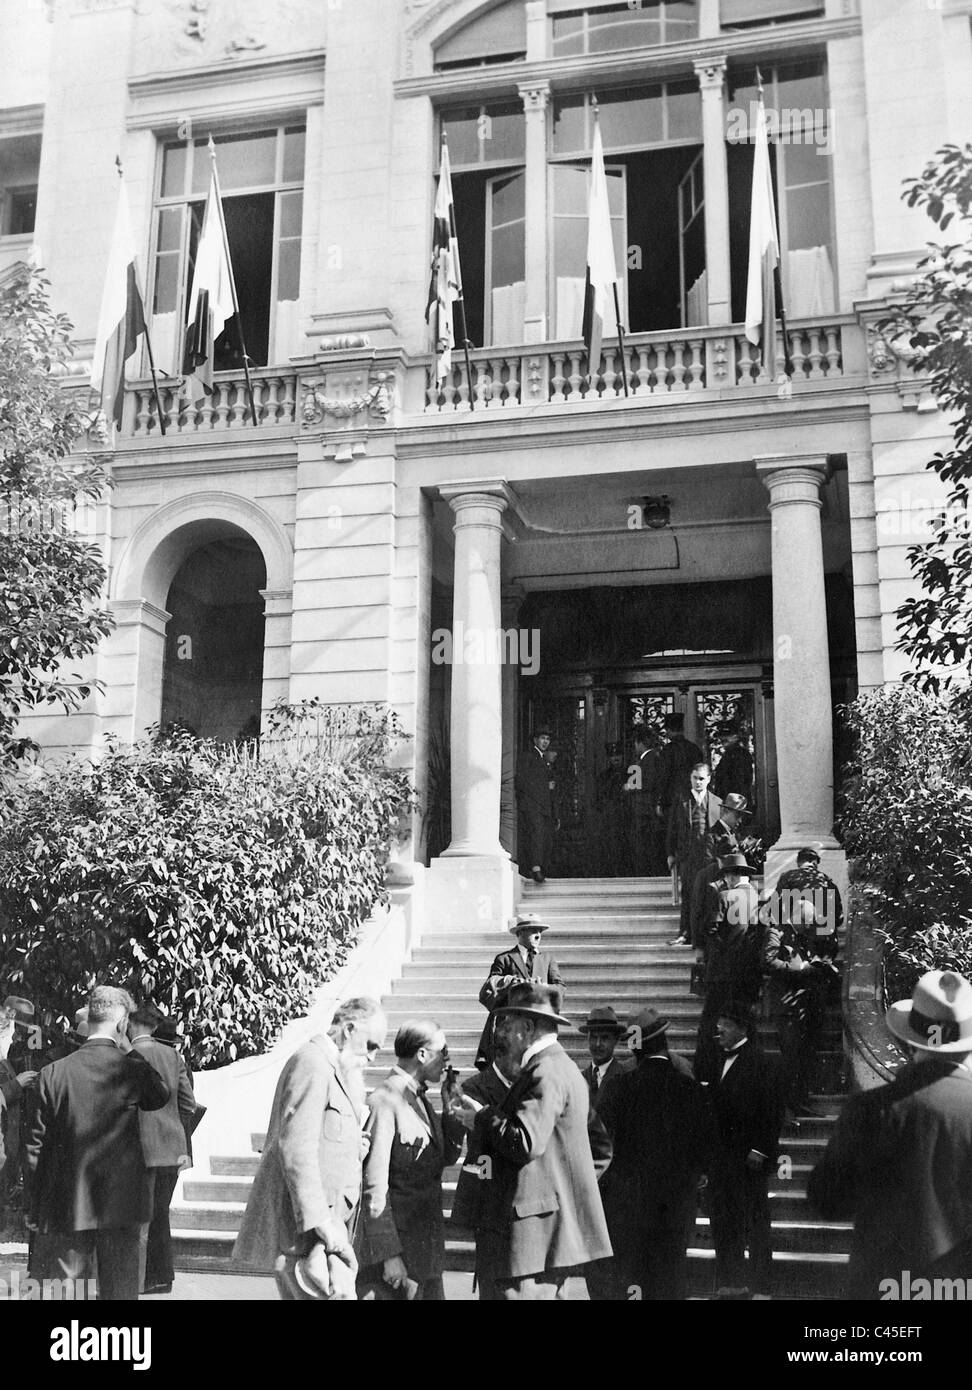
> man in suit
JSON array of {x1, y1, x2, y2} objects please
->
[
  {"x1": 458, "y1": 982, "x2": 612, "y2": 1300},
  {"x1": 358, "y1": 1020, "x2": 464, "y2": 1300},
  {"x1": 690, "y1": 793, "x2": 752, "y2": 949},
  {"x1": 0, "y1": 997, "x2": 38, "y2": 1225},
  {"x1": 809, "y1": 971, "x2": 972, "y2": 1300},
  {"x1": 597, "y1": 742, "x2": 632, "y2": 876},
  {"x1": 712, "y1": 722, "x2": 755, "y2": 807},
  {"x1": 128, "y1": 1000, "x2": 197, "y2": 1295},
  {"x1": 667, "y1": 762, "x2": 722, "y2": 947},
  {"x1": 23, "y1": 985, "x2": 170, "y2": 1301},
  {"x1": 654, "y1": 713, "x2": 704, "y2": 831},
  {"x1": 578, "y1": 1006, "x2": 632, "y2": 1102},
  {"x1": 516, "y1": 726, "x2": 555, "y2": 883},
  {"x1": 628, "y1": 726, "x2": 661, "y2": 876},
  {"x1": 694, "y1": 854, "x2": 764, "y2": 1082},
  {"x1": 702, "y1": 1001, "x2": 784, "y2": 1300},
  {"x1": 234, "y1": 996, "x2": 387, "y2": 1300},
  {"x1": 597, "y1": 1007, "x2": 712, "y2": 1299},
  {"x1": 476, "y1": 913, "x2": 564, "y2": 1068}
]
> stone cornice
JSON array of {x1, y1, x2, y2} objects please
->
[
  {"x1": 394, "y1": 15, "x2": 862, "y2": 102},
  {"x1": 127, "y1": 51, "x2": 325, "y2": 129},
  {"x1": 0, "y1": 104, "x2": 44, "y2": 137}
]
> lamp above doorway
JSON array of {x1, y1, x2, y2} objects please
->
[{"x1": 642, "y1": 496, "x2": 671, "y2": 530}]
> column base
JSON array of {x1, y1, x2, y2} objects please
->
[
  {"x1": 425, "y1": 855, "x2": 516, "y2": 936},
  {"x1": 762, "y1": 837, "x2": 848, "y2": 924}
]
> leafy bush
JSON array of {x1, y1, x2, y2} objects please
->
[
  {"x1": 837, "y1": 685, "x2": 972, "y2": 995},
  {"x1": 0, "y1": 712, "x2": 412, "y2": 1068}
]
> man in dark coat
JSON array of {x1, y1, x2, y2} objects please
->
[
  {"x1": 628, "y1": 726, "x2": 661, "y2": 876},
  {"x1": 0, "y1": 997, "x2": 38, "y2": 1225},
  {"x1": 358, "y1": 1020, "x2": 464, "y2": 1300},
  {"x1": 694, "y1": 854, "x2": 763, "y2": 1082},
  {"x1": 458, "y1": 983, "x2": 612, "y2": 1299},
  {"x1": 578, "y1": 1005, "x2": 633, "y2": 1102},
  {"x1": 597, "y1": 1007, "x2": 712, "y2": 1299},
  {"x1": 23, "y1": 985, "x2": 170, "y2": 1301},
  {"x1": 129, "y1": 1000, "x2": 197, "y2": 1295},
  {"x1": 654, "y1": 713, "x2": 704, "y2": 828},
  {"x1": 689, "y1": 793, "x2": 752, "y2": 949},
  {"x1": 476, "y1": 913, "x2": 564, "y2": 1068},
  {"x1": 667, "y1": 762, "x2": 722, "y2": 946},
  {"x1": 702, "y1": 1002, "x2": 784, "y2": 1300},
  {"x1": 712, "y1": 722, "x2": 755, "y2": 807},
  {"x1": 234, "y1": 996, "x2": 387, "y2": 1300},
  {"x1": 516, "y1": 727, "x2": 555, "y2": 883},
  {"x1": 809, "y1": 970, "x2": 972, "y2": 1300}
]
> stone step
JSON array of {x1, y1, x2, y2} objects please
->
[
  {"x1": 170, "y1": 1201, "x2": 246, "y2": 1232},
  {"x1": 400, "y1": 961, "x2": 693, "y2": 982},
  {"x1": 387, "y1": 987, "x2": 698, "y2": 1009},
  {"x1": 420, "y1": 926, "x2": 685, "y2": 947}
]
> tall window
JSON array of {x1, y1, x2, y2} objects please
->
[
  {"x1": 0, "y1": 133, "x2": 41, "y2": 239},
  {"x1": 550, "y1": 1, "x2": 698, "y2": 55},
  {"x1": 151, "y1": 125, "x2": 305, "y2": 374},
  {"x1": 434, "y1": 0, "x2": 527, "y2": 69}
]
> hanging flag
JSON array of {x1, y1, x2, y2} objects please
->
[
  {"x1": 183, "y1": 157, "x2": 238, "y2": 402},
  {"x1": 426, "y1": 139, "x2": 462, "y2": 387},
  {"x1": 745, "y1": 82, "x2": 785, "y2": 378},
  {"x1": 582, "y1": 116, "x2": 621, "y2": 384},
  {"x1": 91, "y1": 172, "x2": 148, "y2": 430}
]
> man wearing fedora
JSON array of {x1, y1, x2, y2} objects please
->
[
  {"x1": 596, "y1": 1006, "x2": 711, "y2": 1299},
  {"x1": 689, "y1": 793, "x2": 753, "y2": 950},
  {"x1": 476, "y1": 914, "x2": 564, "y2": 1070},
  {"x1": 667, "y1": 762, "x2": 723, "y2": 947},
  {"x1": 809, "y1": 970, "x2": 972, "y2": 1300},
  {"x1": 578, "y1": 1006, "x2": 633, "y2": 1102},
  {"x1": 515, "y1": 726, "x2": 556, "y2": 884},
  {"x1": 458, "y1": 983, "x2": 612, "y2": 1300},
  {"x1": 694, "y1": 854, "x2": 764, "y2": 1082}
]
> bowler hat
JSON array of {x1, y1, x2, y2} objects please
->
[
  {"x1": 629, "y1": 1007, "x2": 670, "y2": 1044},
  {"x1": 721, "y1": 793, "x2": 753, "y2": 817},
  {"x1": 717, "y1": 999, "x2": 756, "y2": 1029},
  {"x1": 578, "y1": 1005, "x2": 625, "y2": 1036},
  {"x1": 719, "y1": 852, "x2": 760, "y2": 876},
  {"x1": 154, "y1": 1015, "x2": 180, "y2": 1042},
  {"x1": 2, "y1": 995, "x2": 35, "y2": 1020},
  {"x1": 886, "y1": 971, "x2": 972, "y2": 1054},
  {"x1": 494, "y1": 982, "x2": 571, "y2": 1027},
  {"x1": 508, "y1": 912, "x2": 550, "y2": 936},
  {"x1": 664, "y1": 714, "x2": 685, "y2": 733}
]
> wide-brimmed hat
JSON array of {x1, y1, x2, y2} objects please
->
[
  {"x1": 2, "y1": 995, "x2": 35, "y2": 1020},
  {"x1": 508, "y1": 913, "x2": 550, "y2": 936},
  {"x1": 886, "y1": 971, "x2": 972, "y2": 1054},
  {"x1": 494, "y1": 982, "x2": 571, "y2": 1027},
  {"x1": 721, "y1": 793, "x2": 753, "y2": 817},
  {"x1": 719, "y1": 852, "x2": 759, "y2": 876},
  {"x1": 629, "y1": 1007, "x2": 670, "y2": 1045},
  {"x1": 578, "y1": 1005, "x2": 625, "y2": 1036}
]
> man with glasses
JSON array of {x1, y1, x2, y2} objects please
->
[
  {"x1": 358, "y1": 1020, "x2": 464, "y2": 1301},
  {"x1": 234, "y1": 996, "x2": 387, "y2": 1300}
]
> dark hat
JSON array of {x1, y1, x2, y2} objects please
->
[
  {"x1": 663, "y1": 713, "x2": 685, "y2": 733},
  {"x1": 534, "y1": 726, "x2": 552, "y2": 739},
  {"x1": 508, "y1": 912, "x2": 550, "y2": 936},
  {"x1": 131, "y1": 999, "x2": 166, "y2": 1027},
  {"x1": 796, "y1": 846, "x2": 821, "y2": 865},
  {"x1": 721, "y1": 793, "x2": 753, "y2": 816},
  {"x1": 578, "y1": 1005, "x2": 625, "y2": 1036},
  {"x1": 719, "y1": 852, "x2": 759, "y2": 876},
  {"x1": 494, "y1": 982, "x2": 571, "y2": 1027},
  {"x1": 154, "y1": 1015, "x2": 180, "y2": 1042},
  {"x1": 886, "y1": 971, "x2": 972, "y2": 1054},
  {"x1": 2, "y1": 995, "x2": 35, "y2": 1021},
  {"x1": 717, "y1": 999, "x2": 756, "y2": 1029},
  {"x1": 629, "y1": 1007, "x2": 670, "y2": 1045}
]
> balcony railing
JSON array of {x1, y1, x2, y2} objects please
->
[
  {"x1": 127, "y1": 368, "x2": 299, "y2": 438},
  {"x1": 424, "y1": 316, "x2": 854, "y2": 413}
]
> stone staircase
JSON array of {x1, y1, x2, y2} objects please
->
[{"x1": 171, "y1": 876, "x2": 851, "y2": 1297}]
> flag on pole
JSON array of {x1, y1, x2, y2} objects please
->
[
  {"x1": 426, "y1": 139, "x2": 462, "y2": 387},
  {"x1": 91, "y1": 171, "x2": 147, "y2": 430},
  {"x1": 183, "y1": 155, "x2": 237, "y2": 402},
  {"x1": 745, "y1": 81, "x2": 784, "y2": 377},
  {"x1": 582, "y1": 116, "x2": 620, "y2": 383}
]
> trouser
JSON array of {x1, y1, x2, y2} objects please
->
[
  {"x1": 519, "y1": 809, "x2": 553, "y2": 873},
  {"x1": 361, "y1": 1274, "x2": 445, "y2": 1301},
  {"x1": 54, "y1": 1227, "x2": 142, "y2": 1301},
  {"x1": 496, "y1": 1272, "x2": 566, "y2": 1300},
  {"x1": 709, "y1": 1164, "x2": 773, "y2": 1296},
  {"x1": 777, "y1": 978, "x2": 828, "y2": 1108},
  {"x1": 140, "y1": 1166, "x2": 179, "y2": 1289}
]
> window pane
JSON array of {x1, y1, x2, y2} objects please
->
[
  {"x1": 161, "y1": 143, "x2": 187, "y2": 198},
  {"x1": 157, "y1": 205, "x2": 183, "y2": 253},
  {"x1": 589, "y1": 15, "x2": 660, "y2": 52},
  {"x1": 667, "y1": 81, "x2": 702, "y2": 140},
  {"x1": 552, "y1": 163, "x2": 590, "y2": 215},
  {"x1": 606, "y1": 167, "x2": 625, "y2": 216},
  {"x1": 276, "y1": 239, "x2": 301, "y2": 300},
  {"x1": 153, "y1": 251, "x2": 180, "y2": 314},
  {"x1": 278, "y1": 189, "x2": 303, "y2": 238},
  {"x1": 491, "y1": 220, "x2": 525, "y2": 286},
  {"x1": 491, "y1": 172, "x2": 525, "y2": 227},
  {"x1": 554, "y1": 215, "x2": 587, "y2": 279},
  {"x1": 784, "y1": 141, "x2": 830, "y2": 188},
  {"x1": 551, "y1": 15, "x2": 584, "y2": 54},
  {"x1": 785, "y1": 182, "x2": 831, "y2": 251},
  {"x1": 776, "y1": 63, "x2": 826, "y2": 119},
  {"x1": 441, "y1": 106, "x2": 485, "y2": 166},
  {"x1": 195, "y1": 132, "x2": 277, "y2": 193},
  {"x1": 600, "y1": 87, "x2": 664, "y2": 150},
  {"x1": 283, "y1": 127, "x2": 306, "y2": 182},
  {"x1": 552, "y1": 95, "x2": 587, "y2": 155},
  {"x1": 483, "y1": 103, "x2": 525, "y2": 161}
]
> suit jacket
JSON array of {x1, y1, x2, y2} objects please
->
[
  {"x1": 474, "y1": 1039, "x2": 612, "y2": 1279},
  {"x1": 0, "y1": 1056, "x2": 22, "y2": 1169},
  {"x1": 666, "y1": 791, "x2": 723, "y2": 867},
  {"x1": 234, "y1": 1034, "x2": 363, "y2": 1269},
  {"x1": 132, "y1": 1035, "x2": 197, "y2": 1168},
  {"x1": 655, "y1": 736, "x2": 704, "y2": 814},
  {"x1": 479, "y1": 948, "x2": 564, "y2": 1012},
  {"x1": 712, "y1": 743, "x2": 755, "y2": 803},
  {"x1": 581, "y1": 1056, "x2": 632, "y2": 1103},
  {"x1": 515, "y1": 745, "x2": 554, "y2": 819},
  {"x1": 703, "y1": 818, "x2": 738, "y2": 869},
  {"x1": 707, "y1": 1041, "x2": 784, "y2": 1167},
  {"x1": 808, "y1": 1059, "x2": 972, "y2": 1299},
  {"x1": 451, "y1": 1066, "x2": 511, "y2": 1232},
  {"x1": 24, "y1": 1038, "x2": 169, "y2": 1232},
  {"x1": 360, "y1": 1070, "x2": 464, "y2": 1282}
]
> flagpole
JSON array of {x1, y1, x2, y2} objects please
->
[
  {"x1": 208, "y1": 138, "x2": 259, "y2": 427},
  {"x1": 589, "y1": 101, "x2": 629, "y2": 399},
  {"x1": 442, "y1": 134, "x2": 475, "y2": 413},
  {"x1": 116, "y1": 159, "x2": 168, "y2": 437},
  {"x1": 754, "y1": 71, "x2": 793, "y2": 383}
]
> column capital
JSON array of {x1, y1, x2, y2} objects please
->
[
  {"x1": 693, "y1": 54, "x2": 727, "y2": 90},
  {"x1": 439, "y1": 478, "x2": 518, "y2": 521},
  {"x1": 756, "y1": 455, "x2": 832, "y2": 508},
  {"x1": 517, "y1": 79, "x2": 550, "y2": 112}
]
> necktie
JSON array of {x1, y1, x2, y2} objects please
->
[{"x1": 526, "y1": 949, "x2": 537, "y2": 978}]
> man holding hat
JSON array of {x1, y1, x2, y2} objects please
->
[
  {"x1": 809, "y1": 970, "x2": 972, "y2": 1299},
  {"x1": 515, "y1": 727, "x2": 556, "y2": 884},
  {"x1": 476, "y1": 914, "x2": 564, "y2": 1069},
  {"x1": 578, "y1": 1006, "x2": 632, "y2": 1101},
  {"x1": 458, "y1": 982, "x2": 612, "y2": 1300}
]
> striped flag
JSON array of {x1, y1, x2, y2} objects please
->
[
  {"x1": 182, "y1": 158, "x2": 237, "y2": 401},
  {"x1": 426, "y1": 138, "x2": 462, "y2": 386},
  {"x1": 745, "y1": 84, "x2": 784, "y2": 376},
  {"x1": 91, "y1": 172, "x2": 147, "y2": 430},
  {"x1": 582, "y1": 117, "x2": 620, "y2": 382}
]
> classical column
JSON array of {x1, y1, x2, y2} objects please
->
[
  {"x1": 694, "y1": 56, "x2": 731, "y2": 327},
  {"x1": 518, "y1": 81, "x2": 550, "y2": 344},
  {"x1": 757, "y1": 455, "x2": 847, "y2": 900}
]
